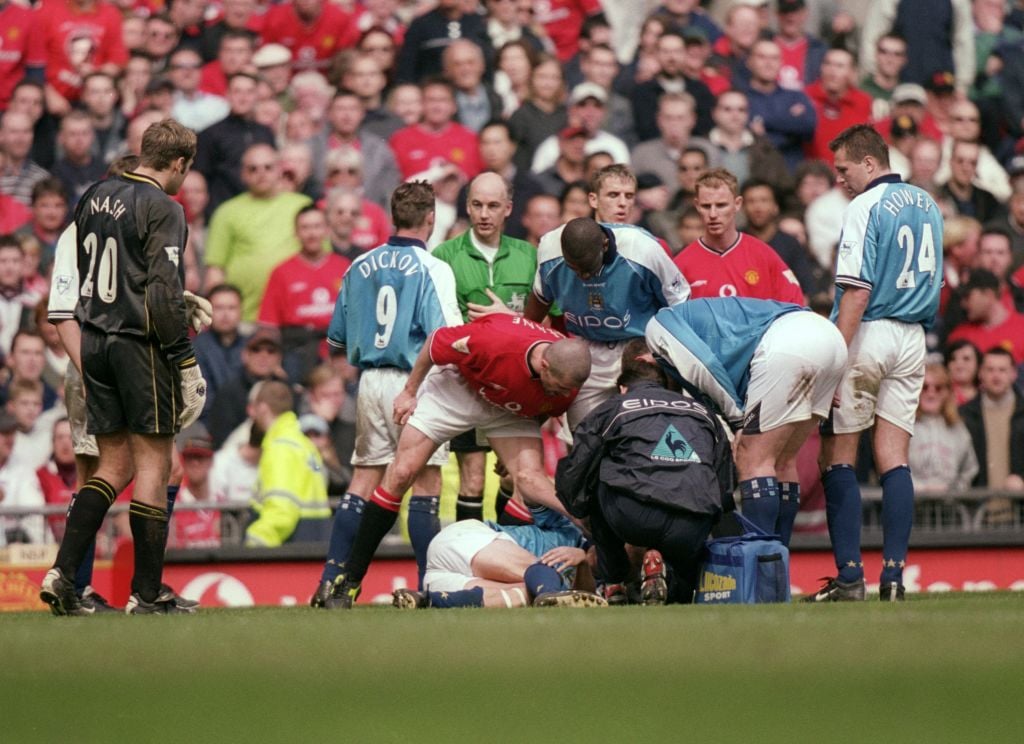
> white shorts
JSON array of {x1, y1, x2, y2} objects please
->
[
  {"x1": 422, "y1": 519, "x2": 515, "y2": 593},
  {"x1": 353, "y1": 367, "x2": 449, "y2": 467},
  {"x1": 566, "y1": 338, "x2": 630, "y2": 431},
  {"x1": 65, "y1": 364, "x2": 99, "y2": 457},
  {"x1": 829, "y1": 318, "x2": 926, "y2": 435},
  {"x1": 408, "y1": 367, "x2": 542, "y2": 445},
  {"x1": 743, "y1": 312, "x2": 848, "y2": 433}
]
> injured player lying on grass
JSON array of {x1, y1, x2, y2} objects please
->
[{"x1": 392, "y1": 507, "x2": 607, "y2": 608}]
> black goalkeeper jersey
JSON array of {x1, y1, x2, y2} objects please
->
[{"x1": 72, "y1": 171, "x2": 194, "y2": 366}]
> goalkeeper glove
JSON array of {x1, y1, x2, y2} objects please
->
[
  {"x1": 183, "y1": 291, "x2": 213, "y2": 334},
  {"x1": 179, "y1": 363, "x2": 207, "y2": 429}
]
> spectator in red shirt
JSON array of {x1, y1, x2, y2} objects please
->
[
  {"x1": 169, "y1": 433, "x2": 221, "y2": 549},
  {"x1": 262, "y1": 0, "x2": 359, "y2": 75},
  {"x1": 199, "y1": 28, "x2": 257, "y2": 98},
  {"x1": 674, "y1": 168, "x2": 803, "y2": 303},
  {"x1": 200, "y1": 0, "x2": 263, "y2": 63},
  {"x1": 534, "y1": 0, "x2": 603, "y2": 62},
  {"x1": 804, "y1": 48, "x2": 873, "y2": 165},
  {"x1": 0, "y1": 0, "x2": 46, "y2": 112},
  {"x1": 259, "y1": 205, "x2": 350, "y2": 383},
  {"x1": 948, "y1": 269, "x2": 1024, "y2": 365},
  {"x1": 773, "y1": 0, "x2": 826, "y2": 91},
  {"x1": 38, "y1": 0, "x2": 128, "y2": 115},
  {"x1": 389, "y1": 78, "x2": 482, "y2": 182},
  {"x1": 36, "y1": 418, "x2": 76, "y2": 543}
]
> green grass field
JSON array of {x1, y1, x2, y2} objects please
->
[{"x1": 3, "y1": 593, "x2": 1023, "y2": 743}]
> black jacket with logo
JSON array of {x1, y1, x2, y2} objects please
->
[{"x1": 555, "y1": 381, "x2": 733, "y2": 518}]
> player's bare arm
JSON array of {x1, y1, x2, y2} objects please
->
[
  {"x1": 524, "y1": 291, "x2": 551, "y2": 322},
  {"x1": 834, "y1": 285, "x2": 871, "y2": 347},
  {"x1": 394, "y1": 335, "x2": 437, "y2": 425}
]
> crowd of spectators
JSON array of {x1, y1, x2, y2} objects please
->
[{"x1": 3, "y1": 0, "x2": 1024, "y2": 547}]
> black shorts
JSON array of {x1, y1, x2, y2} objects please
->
[
  {"x1": 82, "y1": 326, "x2": 182, "y2": 436},
  {"x1": 449, "y1": 428, "x2": 490, "y2": 454}
]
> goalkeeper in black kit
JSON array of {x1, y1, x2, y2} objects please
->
[{"x1": 40, "y1": 119, "x2": 208, "y2": 616}]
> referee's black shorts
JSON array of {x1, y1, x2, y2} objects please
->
[
  {"x1": 82, "y1": 326, "x2": 182, "y2": 436},
  {"x1": 449, "y1": 428, "x2": 490, "y2": 454}
]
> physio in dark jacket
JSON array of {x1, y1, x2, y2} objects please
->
[{"x1": 555, "y1": 340, "x2": 733, "y2": 603}]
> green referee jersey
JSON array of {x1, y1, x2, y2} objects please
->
[{"x1": 431, "y1": 230, "x2": 538, "y2": 321}]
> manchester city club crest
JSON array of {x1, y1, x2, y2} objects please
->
[{"x1": 588, "y1": 292, "x2": 604, "y2": 310}]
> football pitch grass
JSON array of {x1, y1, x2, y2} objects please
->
[{"x1": 3, "y1": 593, "x2": 1022, "y2": 743}]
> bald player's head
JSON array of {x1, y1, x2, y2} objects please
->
[
  {"x1": 539, "y1": 338, "x2": 591, "y2": 396},
  {"x1": 467, "y1": 171, "x2": 513, "y2": 243},
  {"x1": 560, "y1": 217, "x2": 608, "y2": 280}
]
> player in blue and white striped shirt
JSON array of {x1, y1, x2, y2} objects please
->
[
  {"x1": 809, "y1": 125, "x2": 944, "y2": 603},
  {"x1": 312, "y1": 181, "x2": 462, "y2": 609}
]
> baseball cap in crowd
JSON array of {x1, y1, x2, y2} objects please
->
[
  {"x1": 298, "y1": 413, "x2": 330, "y2": 437},
  {"x1": 925, "y1": 71, "x2": 956, "y2": 95},
  {"x1": 636, "y1": 172, "x2": 664, "y2": 190},
  {"x1": 559, "y1": 125, "x2": 588, "y2": 140},
  {"x1": 891, "y1": 83, "x2": 927, "y2": 106},
  {"x1": 253, "y1": 43, "x2": 292, "y2": 69},
  {"x1": 180, "y1": 434, "x2": 214, "y2": 458},
  {"x1": 890, "y1": 114, "x2": 918, "y2": 139},
  {"x1": 0, "y1": 411, "x2": 17, "y2": 433},
  {"x1": 144, "y1": 77, "x2": 175, "y2": 96},
  {"x1": 777, "y1": 0, "x2": 806, "y2": 13},
  {"x1": 569, "y1": 82, "x2": 608, "y2": 106},
  {"x1": 682, "y1": 26, "x2": 709, "y2": 45},
  {"x1": 246, "y1": 327, "x2": 282, "y2": 352},
  {"x1": 963, "y1": 268, "x2": 1000, "y2": 294}
]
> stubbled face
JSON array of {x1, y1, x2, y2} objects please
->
[
  {"x1": 832, "y1": 148, "x2": 873, "y2": 197},
  {"x1": 694, "y1": 183, "x2": 741, "y2": 240},
  {"x1": 741, "y1": 185, "x2": 778, "y2": 230},
  {"x1": 589, "y1": 175, "x2": 635, "y2": 223},
  {"x1": 467, "y1": 176, "x2": 511, "y2": 243},
  {"x1": 978, "y1": 354, "x2": 1017, "y2": 397}
]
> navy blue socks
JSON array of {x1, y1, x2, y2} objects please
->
[
  {"x1": 823, "y1": 464, "x2": 863, "y2": 582},
  {"x1": 880, "y1": 465, "x2": 913, "y2": 585},
  {"x1": 740, "y1": 476, "x2": 780, "y2": 535}
]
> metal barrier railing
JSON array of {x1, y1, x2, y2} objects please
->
[{"x1": 3, "y1": 490, "x2": 1023, "y2": 560}]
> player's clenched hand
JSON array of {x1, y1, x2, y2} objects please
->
[
  {"x1": 539, "y1": 546, "x2": 586, "y2": 570},
  {"x1": 183, "y1": 291, "x2": 213, "y2": 333},
  {"x1": 179, "y1": 364, "x2": 207, "y2": 429},
  {"x1": 393, "y1": 389, "x2": 417, "y2": 426},
  {"x1": 467, "y1": 288, "x2": 515, "y2": 320}
]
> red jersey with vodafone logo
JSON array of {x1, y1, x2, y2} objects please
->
[
  {"x1": 534, "y1": 0, "x2": 602, "y2": 61},
  {"x1": 258, "y1": 252, "x2": 351, "y2": 329},
  {"x1": 674, "y1": 233, "x2": 804, "y2": 303},
  {"x1": 38, "y1": 0, "x2": 128, "y2": 102},
  {"x1": 0, "y1": 4, "x2": 46, "y2": 109},
  {"x1": 429, "y1": 314, "x2": 578, "y2": 418},
  {"x1": 261, "y1": 3, "x2": 359, "y2": 73},
  {"x1": 389, "y1": 123, "x2": 482, "y2": 181}
]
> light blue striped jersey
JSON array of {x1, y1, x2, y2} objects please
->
[
  {"x1": 327, "y1": 237, "x2": 461, "y2": 370},
  {"x1": 534, "y1": 222, "x2": 690, "y2": 341},
  {"x1": 645, "y1": 298, "x2": 804, "y2": 429},
  {"x1": 832, "y1": 174, "x2": 943, "y2": 328}
]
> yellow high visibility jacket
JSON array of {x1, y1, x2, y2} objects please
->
[{"x1": 245, "y1": 412, "x2": 331, "y2": 547}]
